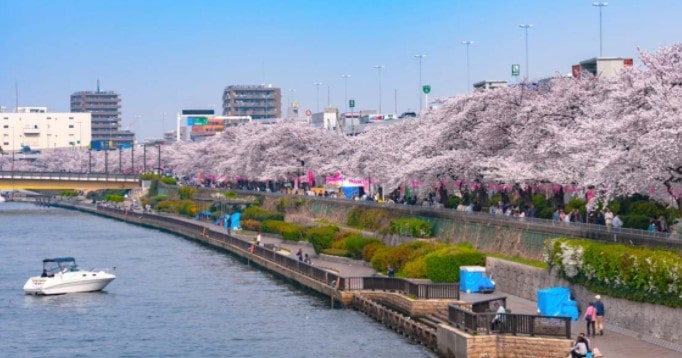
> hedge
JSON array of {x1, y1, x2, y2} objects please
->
[
  {"x1": 242, "y1": 206, "x2": 284, "y2": 222},
  {"x1": 339, "y1": 235, "x2": 382, "y2": 260},
  {"x1": 304, "y1": 225, "x2": 340, "y2": 253},
  {"x1": 389, "y1": 218, "x2": 433, "y2": 238},
  {"x1": 261, "y1": 220, "x2": 304, "y2": 241},
  {"x1": 347, "y1": 207, "x2": 390, "y2": 231},
  {"x1": 544, "y1": 238, "x2": 682, "y2": 308},
  {"x1": 160, "y1": 176, "x2": 177, "y2": 185},
  {"x1": 424, "y1": 247, "x2": 486, "y2": 283},
  {"x1": 370, "y1": 241, "x2": 441, "y2": 274}
]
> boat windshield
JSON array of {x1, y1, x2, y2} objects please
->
[{"x1": 43, "y1": 257, "x2": 79, "y2": 274}]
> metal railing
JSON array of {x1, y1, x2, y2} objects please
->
[
  {"x1": 341, "y1": 276, "x2": 459, "y2": 299},
  {"x1": 0, "y1": 170, "x2": 139, "y2": 182},
  {"x1": 448, "y1": 303, "x2": 571, "y2": 339}
]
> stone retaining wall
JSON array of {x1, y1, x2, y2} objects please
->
[
  {"x1": 486, "y1": 257, "x2": 682, "y2": 345},
  {"x1": 436, "y1": 324, "x2": 572, "y2": 358}
]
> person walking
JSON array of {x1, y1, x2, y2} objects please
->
[
  {"x1": 604, "y1": 208, "x2": 613, "y2": 230},
  {"x1": 593, "y1": 295, "x2": 605, "y2": 335},
  {"x1": 584, "y1": 302, "x2": 597, "y2": 337}
]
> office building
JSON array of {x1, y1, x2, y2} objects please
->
[
  {"x1": 473, "y1": 81, "x2": 508, "y2": 90},
  {"x1": 1, "y1": 107, "x2": 91, "y2": 152},
  {"x1": 70, "y1": 86, "x2": 135, "y2": 149},
  {"x1": 572, "y1": 57, "x2": 634, "y2": 78},
  {"x1": 222, "y1": 85, "x2": 281, "y2": 120}
]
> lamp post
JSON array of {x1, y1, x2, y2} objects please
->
[
  {"x1": 519, "y1": 24, "x2": 533, "y2": 80},
  {"x1": 373, "y1": 65, "x2": 384, "y2": 113},
  {"x1": 593, "y1": 2, "x2": 608, "y2": 57},
  {"x1": 288, "y1": 89, "x2": 296, "y2": 113},
  {"x1": 461, "y1": 42, "x2": 473, "y2": 92},
  {"x1": 341, "y1": 74, "x2": 351, "y2": 113},
  {"x1": 413, "y1": 55, "x2": 425, "y2": 114},
  {"x1": 313, "y1": 82, "x2": 323, "y2": 112}
]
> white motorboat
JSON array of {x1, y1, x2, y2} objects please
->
[{"x1": 23, "y1": 257, "x2": 116, "y2": 295}]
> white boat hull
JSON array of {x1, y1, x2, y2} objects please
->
[{"x1": 23, "y1": 271, "x2": 116, "y2": 295}]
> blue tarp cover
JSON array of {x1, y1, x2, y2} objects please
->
[
  {"x1": 460, "y1": 266, "x2": 495, "y2": 293},
  {"x1": 342, "y1": 186, "x2": 360, "y2": 199},
  {"x1": 537, "y1": 287, "x2": 579, "y2": 320}
]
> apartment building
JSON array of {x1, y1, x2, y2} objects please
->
[{"x1": 222, "y1": 85, "x2": 281, "y2": 120}]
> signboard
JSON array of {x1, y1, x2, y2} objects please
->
[
  {"x1": 511, "y1": 64, "x2": 520, "y2": 77},
  {"x1": 349, "y1": 99, "x2": 355, "y2": 108},
  {"x1": 189, "y1": 116, "x2": 208, "y2": 126},
  {"x1": 305, "y1": 109, "x2": 312, "y2": 116},
  {"x1": 422, "y1": 85, "x2": 431, "y2": 94}
]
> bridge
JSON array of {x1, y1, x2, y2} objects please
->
[{"x1": 0, "y1": 171, "x2": 140, "y2": 190}]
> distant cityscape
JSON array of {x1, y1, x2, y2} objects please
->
[{"x1": 0, "y1": 56, "x2": 632, "y2": 153}]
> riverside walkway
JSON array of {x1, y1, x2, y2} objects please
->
[{"x1": 53, "y1": 200, "x2": 682, "y2": 357}]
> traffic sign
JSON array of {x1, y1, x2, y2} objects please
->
[
  {"x1": 305, "y1": 109, "x2": 312, "y2": 116},
  {"x1": 422, "y1": 85, "x2": 431, "y2": 94},
  {"x1": 512, "y1": 64, "x2": 520, "y2": 77},
  {"x1": 349, "y1": 99, "x2": 355, "y2": 108}
]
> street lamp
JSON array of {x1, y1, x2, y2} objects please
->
[
  {"x1": 288, "y1": 89, "x2": 296, "y2": 112},
  {"x1": 313, "y1": 82, "x2": 323, "y2": 112},
  {"x1": 373, "y1": 65, "x2": 385, "y2": 113},
  {"x1": 413, "y1": 55, "x2": 426, "y2": 114},
  {"x1": 593, "y1": 2, "x2": 608, "y2": 57},
  {"x1": 461, "y1": 42, "x2": 473, "y2": 92},
  {"x1": 519, "y1": 24, "x2": 533, "y2": 80},
  {"x1": 341, "y1": 74, "x2": 351, "y2": 113}
]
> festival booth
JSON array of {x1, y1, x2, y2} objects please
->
[
  {"x1": 537, "y1": 287, "x2": 579, "y2": 320},
  {"x1": 213, "y1": 212, "x2": 241, "y2": 231},
  {"x1": 460, "y1": 266, "x2": 496, "y2": 293}
]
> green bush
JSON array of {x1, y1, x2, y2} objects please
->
[
  {"x1": 242, "y1": 206, "x2": 284, "y2": 222},
  {"x1": 155, "y1": 200, "x2": 175, "y2": 213},
  {"x1": 370, "y1": 241, "x2": 441, "y2": 273},
  {"x1": 61, "y1": 190, "x2": 78, "y2": 197},
  {"x1": 341, "y1": 235, "x2": 382, "y2": 260},
  {"x1": 241, "y1": 219, "x2": 261, "y2": 231},
  {"x1": 565, "y1": 198, "x2": 586, "y2": 216},
  {"x1": 424, "y1": 247, "x2": 486, "y2": 283},
  {"x1": 544, "y1": 238, "x2": 682, "y2": 308},
  {"x1": 178, "y1": 186, "x2": 196, "y2": 200},
  {"x1": 402, "y1": 256, "x2": 428, "y2": 279},
  {"x1": 347, "y1": 207, "x2": 390, "y2": 231},
  {"x1": 261, "y1": 220, "x2": 304, "y2": 241},
  {"x1": 621, "y1": 214, "x2": 651, "y2": 230},
  {"x1": 105, "y1": 194, "x2": 124, "y2": 203},
  {"x1": 140, "y1": 173, "x2": 157, "y2": 180},
  {"x1": 160, "y1": 176, "x2": 177, "y2": 185},
  {"x1": 389, "y1": 218, "x2": 433, "y2": 238},
  {"x1": 176, "y1": 200, "x2": 197, "y2": 217},
  {"x1": 362, "y1": 241, "x2": 385, "y2": 261},
  {"x1": 321, "y1": 248, "x2": 350, "y2": 257},
  {"x1": 304, "y1": 225, "x2": 340, "y2": 253},
  {"x1": 223, "y1": 191, "x2": 238, "y2": 199}
]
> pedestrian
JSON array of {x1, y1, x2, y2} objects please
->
[
  {"x1": 490, "y1": 302, "x2": 506, "y2": 331},
  {"x1": 612, "y1": 214, "x2": 623, "y2": 229},
  {"x1": 593, "y1": 295, "x2": 605, "y2": 336},
  {"x1": 604, "y1": 208, "x2": 613, "y2": 229},
  {"x1": 296, "y1": 248, "x2": 303, "y2": 261},
  {"x1": 304, "y1": 253, "x2": 311, "y2": 264},
  {"x1": 571, "y1": 334, "x2": 590, "y2": 358},
  {"x1": 387, "y1": 265, "x2": 395, "y2": 278},
  {"x1": 584, "y1": 302, "x2": 597, "y2": 337},
  {"x1": 256, "y1": 230, "x2": 262, "y2": 246}
]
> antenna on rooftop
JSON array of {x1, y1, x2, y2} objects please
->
[
  {"x1": 97, "y1": 79, "x2": 100, "y2": 93},
  {"x1": 15, "y1": 80, "x2": 19, "y2": 113}
]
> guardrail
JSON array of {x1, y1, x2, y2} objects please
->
[
  {"x1": 227, "y1": 190, "x2": 682, "y2": 248},
  {"x1": 342, "y1": 276, "x2": 459, "y2": 299},
  {"x1": 448, "y1": 303, "x2": 571, "y2": 339},
  {"x1": 0, "y1": 170, "x2": 139, "y2": 182}
]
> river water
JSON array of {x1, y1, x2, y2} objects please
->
[{"x1": 0, "y1": 203, "x2": 435, "y2": 357}]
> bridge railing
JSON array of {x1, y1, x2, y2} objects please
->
[
  {"x1": 0, "y1": 171, "x2": 139, "y2": 182},
  {"x1": 341, "y1": 276, "x2": 459, "y2": 299}
]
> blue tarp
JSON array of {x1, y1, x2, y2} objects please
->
[
  {"x1": 537, "y1": 287, "x2": 579, "y2": 320},
  {"x1": 229, "y1": 212, "x2": 241, "y2": 230},
  {"x1": 460, "y1": 266, "x2": 495, "y2": 293},
  {"x1": 195, "y1": 210, "x2": 212, "y2": 220},
  {"x1": 342, "y1": 186, "x2": 360, "y2": 199}
]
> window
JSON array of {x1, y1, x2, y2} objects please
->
[{"x1": 69, "y1": 125, "x2": 74, "y2": 128}]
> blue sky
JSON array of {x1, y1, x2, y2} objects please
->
[{"x1": 1, "y1": 0, "x2": 681, "y2": 140}]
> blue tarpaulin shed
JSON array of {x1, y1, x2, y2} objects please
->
[{"x1": 537, "y1": 287, "x2": 579, "y2": 320}]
